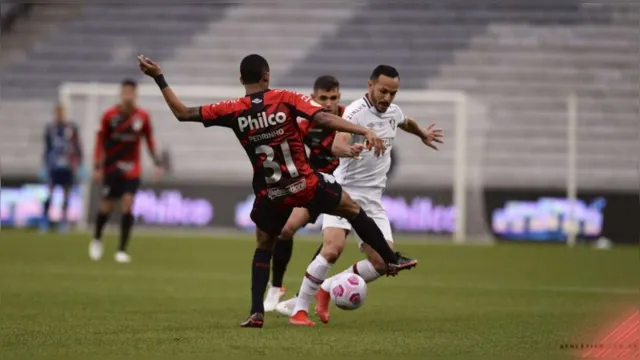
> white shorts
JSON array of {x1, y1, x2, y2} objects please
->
[{"x1": 322, "y1": 187, "x2": 393, "y2": 247}]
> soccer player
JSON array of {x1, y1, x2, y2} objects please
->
[
  {"x1": 138, "y1": 53, "x2": 417, "y2": 328},
  {"x1": 89, "y1": 79, "x2": 164, "y2": 264},
  {"x1": 283, "y1": 65, "x2": 444, "y2": 326},
  {"x1": 264, "y1": 75, "x2": 361, "y2": 311},
  {"x1": 40, "y1": 103, "x2": 83, "y2": 233}
]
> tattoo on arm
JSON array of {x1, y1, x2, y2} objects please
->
[{"x1": 176, "y1": 107, "x2": 203, "y2": 122}]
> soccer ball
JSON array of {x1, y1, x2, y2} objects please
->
[{"x1": 329, "y1": 273, "x2": 367, "y2": 310}]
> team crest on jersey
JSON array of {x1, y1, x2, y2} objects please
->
[
  {"x1": 110, "y1": 115, "x2": 122, "y2": 127},
  {"x1": 390, "y1": 118, "x2": 396, "y2": 130},
  {"x1": 132, "y1": 116, "x2": 143, "y2": 132}
]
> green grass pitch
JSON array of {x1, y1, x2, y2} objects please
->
[{"x1": 0, "y1": 230, "x2": 637, "y2": 360}]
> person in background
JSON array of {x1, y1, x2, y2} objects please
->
[
  {"x1": 40, "y1": 103, "x2": 83, "y2": 233},
  {"x1": 90, "y1": 79, "x2": 163, "y2": 264}
]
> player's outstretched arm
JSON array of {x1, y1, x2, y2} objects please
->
[
  {"x1": 399, "y1": 116, "x2": 444, "y2": 151},
  {"x1": 138, "y1": 55, "x2": 202, "y2": 123},
  {"x1": 331, "y1": 133, "x2": 363, "y2": 158},
  {"x1": 314, "y1": 112, "x2": 385, "y2": 156}
]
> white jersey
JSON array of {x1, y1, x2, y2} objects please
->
[{"x1": 333, "y1": 95, "x2": 406, "y2": 190}]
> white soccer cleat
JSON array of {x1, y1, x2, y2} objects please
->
[
  {"x1": 275, "y1": 296, "x2": 298, "y2": 317},
  {"x1": 263, "y1": 285, "x2": 286, "y2": 312},
  {"x1": 114, "y1": 251, "x2": 131, "y2": 264},
  {"x1": 89, "y1": 240, "x2": 103, "y2": 261}
]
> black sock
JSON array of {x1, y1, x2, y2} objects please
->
[
  {"x1": 61, "y1": 197, "x2": 69, "y2": 223},
  {"x1": 93, "y1": 211, "x2": 109, "y2": 240},
  {"x1": 42, "y1": 197, "x2": 52, "y2": 220},
  {"x1": 347, "y1": 209, "x2": 398, "y2": 264},
  {"x1": 295, "y1": 243, "x2": 324, "y2": 297},
  {"x1": 271, "y1": 239, "x2": 293, "y2": 288},
  {"x1": 119, "y1": 213, "x2": 134, "y2": 252},
  {"x1": 250, "y1": 248, "x2": 273, "y2": 314}
]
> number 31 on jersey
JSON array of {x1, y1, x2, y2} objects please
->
[{"x1": 255, "y1": 140, "x2": 299, "y2": 184}]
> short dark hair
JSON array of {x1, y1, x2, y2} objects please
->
[
  {"x1": 313, "y1": 75, "x2": 340, "y2": 92},
  {"x1": 240, "y1": 54, "x2": 270, "y2": 84},
  {"x1": 121, "y1": 78, "x2": 138, "y2": 88},
  {"x1": 370, "y1": 65, "x2": 399, "y2": 81}
]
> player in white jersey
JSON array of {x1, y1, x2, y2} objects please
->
[{"x1": 286, "y1": 65, "x2": 444, "y2": 326}]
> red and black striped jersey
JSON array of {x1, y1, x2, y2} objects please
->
[
  {"x1": 94, "y1": 106, "x2": 156, "y2": 179},
  {"x1": 299, "y1": 105, "x2": 345, "y2": 174},
  {"x1": 198, "y1": 89, "x2": 326, "y2": 206}
]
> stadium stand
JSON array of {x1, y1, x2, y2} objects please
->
[
  {"x1": 0, "y1": 3, "x2": 30, "y2": 33},
  {"x1": 281, "y1": 1, "x2": 638, "y2": 189},
  {"x1": 0, "y1": 1, "x2": 637, "y2": 190}
]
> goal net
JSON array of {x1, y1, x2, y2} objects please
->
[{"x1": 60, "y1": 82, "x2": 485, "y2": 242}]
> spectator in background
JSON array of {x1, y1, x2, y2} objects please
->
[{"x1": 40, "y1": 103, "x2": 83, "y2": 233}]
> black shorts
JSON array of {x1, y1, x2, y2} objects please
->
[
  {"x1": 251, "y1": 172, "x2": 343, "y2": 236},
  {"x1": 304, "y1": 172, "x2": 342, "y2": 220},
  {"x1": 50, "y1": 168, "x2": 74, "y2": 187},
  {"x1": 102, "y1": 174, "x2": 140, "y2": 200}
]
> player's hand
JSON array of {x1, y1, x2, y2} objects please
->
[
  {"x1": 38, "y1": 166, "x2": 49, "y2": 182},
  {"x1": 422, "y1": 123, "x2": 444, "y2": 151},
  {"x1": 152, "y1": 166, "x2": 165, "y2": 182},
  {"x1": 138, "y1": 54, "x2": 162, "y2": 77},
  {"x1": 364, "y1": 130, "x2": 386, "y2": 157},
  {"x1": 92, "y1": 169, "x2": 102, "y2": 183},
  {"x1": 347, "y1": 143, "x2": 364, "y2": 159}
]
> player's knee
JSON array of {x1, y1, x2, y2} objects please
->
[
  {"x1": 256, "y1": 229, "x2": 276, "y2": 250},
  {"x1": 99, "y1": 200, "x2": 114, "y2": 214},
  {"x1": 121, "y1": 195, "x2": 134, "y2": 213},
  {"x1": 279, "y1": 225, "x2": 296, "y2": 241},
  {"x1": 321, "y1": 230, "x2": 346, "y2": 263},
  {"x1": 320, "y1": 246, "x2": 342, "y2": 264}
]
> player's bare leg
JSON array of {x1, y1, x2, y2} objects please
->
[
  {"x1": 265, "y1": 207, "x2": 310, "y2": 311},
  {"x1": 312, "y1": 227, "x2": 350, "y2": 324},
  {"x1": 57, "y1": 185, "x2": 71, "y2": 233},
  {"x1": 90, "y1": 198, "x2": 114, "y2": 261},
  {"x1": 241, "y1": 228, "x2": 277, "y2": 328},
  {"x1": 114, "y1": 193, "x2": 135, "y2": 263},
  {"x1": 275, "y1": 242, "x2": 323, "y2": 317},
  {"x1": 39, "y1": 183, "x2": 55, "y2": 233},
  {"x1": 290, "y1": 226, "x2": 347, "y2": 327}
]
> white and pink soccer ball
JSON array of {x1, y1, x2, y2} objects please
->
[{"x1": 329, "y1": 273, "x2": 367, "y2": 310}]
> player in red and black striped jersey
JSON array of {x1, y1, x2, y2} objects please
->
[
  {"x1": 89, "y1": 79, "x2": 164, "y2": 264},
  {"x1": 298, "y1": 77, "x2": 346, "y2": 175},
  {"x1": 265, "y1": 75, "x2": 359, "y2": 311},
  {"x1": 138, "y1": 53, "x2": 417, "y2": 328}
]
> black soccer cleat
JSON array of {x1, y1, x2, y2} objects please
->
[
  {"x1": 387, "y1": 252, "x2": 418, "y2": 276},
  {"x1": 240, "y1": 312, "x2": 264, "y2": 328}
]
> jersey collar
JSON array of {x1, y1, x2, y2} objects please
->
[{"x1": 363, "y1": 93, "x2": 373, "y2": 108}]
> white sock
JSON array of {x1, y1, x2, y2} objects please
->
[
  {"x1": 320, "y1": 260, "x2": 381, "y2": 292},
  {"x1": 293, "y1": 255, "x2": 332, "y2": 315}
]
